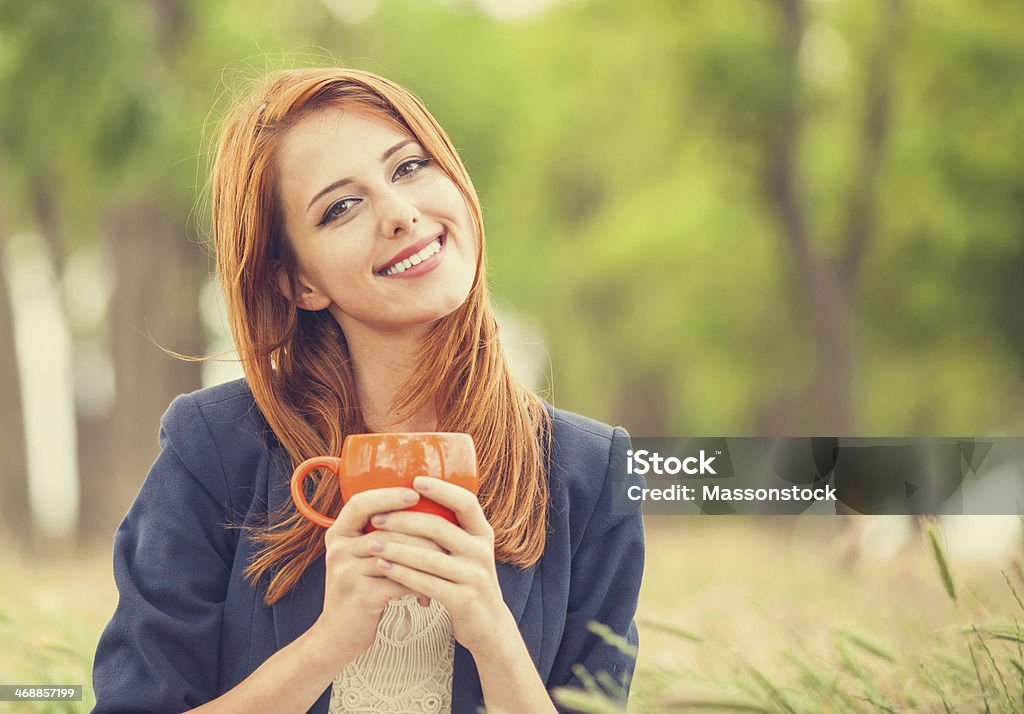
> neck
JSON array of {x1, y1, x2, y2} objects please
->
[{"x1": 342, "y1": 321, "x2": 438, "y2": 433}]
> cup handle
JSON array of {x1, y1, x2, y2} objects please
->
[{"x1": 290, "y1": 456, "x2": 341, "y2": 528}]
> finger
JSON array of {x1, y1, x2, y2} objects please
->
[
  {"x1": 363, "y1": 530, "x2": 445, "y2": 553},
  {"x1": 327, "y1": 487, "x2": 420, "y2": 537},
  {"x1": 370, "y1": 510, "x2": 472, "y2": 554},
  {"x1": 329, "y1": 530, "x2": 442, "y2": 561},
  {"x1": 377, "y1": 559, "x2": 458, "y2": 603},
  {"x1": 366, "y1": 539, "x2": 462, "y2": 582},
  {"x1": 324, "y1": 557, "x2": 429, "y2": 607},
  {"x1": 413, "y1": 477, "x2": 490, "y2": 536},
  {"x1": 326, "y1": 553, "x2": 402, "y2": 578}
]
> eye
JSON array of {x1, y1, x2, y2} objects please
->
[
  {"x1": 392, "y1": 158, "x2": 431, "y2": 181},
  {"x1": 319, "y1": 197, "x2": 361, "y2": 226}
]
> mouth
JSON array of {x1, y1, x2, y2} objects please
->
[{"x1": 375, "y1": 230, "x2": 447, "y2": 277}]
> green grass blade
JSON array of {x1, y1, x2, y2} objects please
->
[
  {"x1": 784, "y1": 651, "x2": 826, "y2": 693},
  {"x1": 1012, "y1": 557, "x2": 1024, "y2": 586},
  {"x1": 593, "y1": 670, "x2": 624, "y2": 700},
  {"x1": 656, "y1": 695, "x2": 772, "y2": 712},
  {"x1": 972, "y1": 626, "x2": 1013, "y2": 708},
  {"x1": 967, "y1": 625, "x2": 1024, "y2": 644},
  {"x1": 570, "y1": 663, "x2": 602, "y2": 697},
  {"x1": 1002, "y1": 570, "x2": 1024, "y2": 613},
  {"x1": 747, "y1": 665, "x2": 798, "y2": 714},
  {"x1": 967, "y1": 639, "x2": 992, "y2": 714},
  {"x1": 1017, "y1": 619, "x2": 1024, "y2": 712},
  {"x1": 918, "y1": 662, "x2": 955, "y2": 714},
  {"x1": 587, "y1": 621, "x2": 639, "y2": 658},
  {"x1": 926, "y1": 521, "x2": 957, "y2": 602},
  {"x1": 834, "y1": 627, "x2": 895, "y2": 663},
  {"x1": 550, "y1": 687, "x2": 625, "y2": 714},
  {"x1": 857, "y1": 693, "x2": 900, "y2": 713},
  {"x1": 638, "y1": 618, "x2": 703, "y2": 642}
]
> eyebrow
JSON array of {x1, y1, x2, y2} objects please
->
[{"x1": 305, "y1": 139, "x2": 418, "y2": 213}]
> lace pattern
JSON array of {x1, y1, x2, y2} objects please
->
[{"x1": 329, "y1": 595, "x2": 454, "y2": 714}]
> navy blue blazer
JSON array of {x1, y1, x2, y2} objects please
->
[{"x1": 92, "y1": 379, "x2": 644, "y2": 713}]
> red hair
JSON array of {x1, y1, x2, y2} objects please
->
[{"x1": 210, "y1": 67, "x2": 551, "y2": 605}]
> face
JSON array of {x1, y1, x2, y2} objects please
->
[{"x1": 275, "y1": 107, "x2": 477, "y2": 340}]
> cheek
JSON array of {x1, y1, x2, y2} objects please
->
[
  {"x1": 446, "y1": 192, "x2": 479, "y2": 256},
  {"x1": 301, "y1": 250, "x2": 373, "y2": 309}
]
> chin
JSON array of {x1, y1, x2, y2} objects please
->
[
  {"x1": 372, "y1": 302, "x2": 468, "y2": 334},
  {"x1": 414, "y1": 298, "x2": 470, "y2": 327}
]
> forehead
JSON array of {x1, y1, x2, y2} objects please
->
[{"x1": 276, "y1": 106, "x2": 414, "y2": 188}]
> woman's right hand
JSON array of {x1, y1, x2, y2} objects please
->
[{"x1": 310, "y1": 487, "x2": 436, "y2": 665}]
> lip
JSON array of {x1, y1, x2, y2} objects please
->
[{"x1": 375, "y1": 230, "x2": 447, "y2": 274}]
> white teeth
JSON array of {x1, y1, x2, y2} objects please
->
[{"x1": 380, "y1": 236, "x2": 444, "y2": 276}]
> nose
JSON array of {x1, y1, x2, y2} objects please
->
[{"x1": 377, "y1": 187, "x2": 420, "y2": 239}]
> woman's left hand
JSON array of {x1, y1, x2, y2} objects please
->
[{"x1": 367, "y1": 476, "x2": 516, "y2": 658}]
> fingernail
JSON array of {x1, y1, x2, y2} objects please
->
[
  {"x1": 413, "y1": 477, "x2": 430, "y2": 491},
  {"x1": 368, "y1": 539, "x2": 384, "y2": 554},
  {"x1": 402, "y1": 489, "x2": 420, "y2": 503},
  {"x1": 378, "y1": 559, "x2": 392, "y2": 571},
  {"x1": 372, "y1": 514, "x2": 387, "y2": 526}
]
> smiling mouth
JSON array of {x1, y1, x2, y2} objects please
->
[{"x1": 376, "y1": 232, "x2": 446, "y2": 277}]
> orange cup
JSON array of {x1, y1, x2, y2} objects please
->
[{"x1": 290, "y1": 432, "x2": 479, "y2": 530}]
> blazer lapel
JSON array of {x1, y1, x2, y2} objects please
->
[
  {"x1": 497, "y1": 560, "x2": 535, "y2": 625},
  {"x1": 271, "y1": 555, "x2": 326, "y2": 648},
  {"x1": 268, "y1": 449, "x2": 326, "y2": 651},
  {"x1": 264, "y1": 451, "x2": 332, "y2": 712}
]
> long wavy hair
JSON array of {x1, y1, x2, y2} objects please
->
[{"x1": 210, "y1": 67, "x2": 551, "y2": 605}]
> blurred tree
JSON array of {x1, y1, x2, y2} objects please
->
[
  {"x1": 0, "y1": 0, "x2": 206, "y2": 544},
  {"x1": 377, "y1": 0, "x2": 1023, "y2": 437},
  {"x1": 758, "y1": 0, "x2": 905, "y2": 434},
  {"x1": 0, "y1": 216, "x2": 31, "y2": 551},
  {"x1": 77, "y1": 0, "x2": 209, "y2": 542},
  {"x1": 1, "y1": 0, "x2": 1023, "y2": 554}
]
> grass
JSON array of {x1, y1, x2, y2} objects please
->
[
  {"x1": 0, "y1": 546, "x2": 116, "y2": 713},
  {"x1": 556, "y1": 517, "x2": 1024, "y2": 713},
  {"x1": 2, "y1": 520, "x2": 1023, "y2": 712}
]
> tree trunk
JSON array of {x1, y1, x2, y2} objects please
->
[
  {"x1": 77, "y1": 201, "x2": 204, "y2": 544},
  {"x1": 0, "y1": 231, "x2": 32, "y2": 553},
  {"x1": 614, "y1": 369, "x2": 674, "y2": 437},
  {"x1": 768, "y1": 0, "x2": 898, "y2": 436},
  {"x1": 806, "y1": 258, "x2": 855, "y2": 435}
]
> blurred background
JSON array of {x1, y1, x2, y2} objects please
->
[{"x1": 1, "y1": 0, "x2": 1023, "y2": 711}]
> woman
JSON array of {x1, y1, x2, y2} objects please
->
[{"x1": 92, "y1": 66, "x2": 644, "y2": 714}]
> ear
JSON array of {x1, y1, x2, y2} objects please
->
[{"x1": 274, "y1": 262, "x2": 330, "y2": 311}]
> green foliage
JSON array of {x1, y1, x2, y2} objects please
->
[{"x1": 1, "y1": 0, "x2": 1022, "y2": 434}]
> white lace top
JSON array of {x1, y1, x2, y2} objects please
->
[{"x1": 329, "y1": 595, "x2": 455, "y2": 714}]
